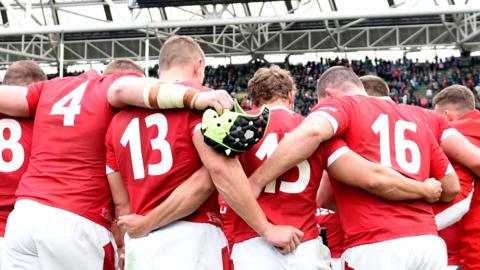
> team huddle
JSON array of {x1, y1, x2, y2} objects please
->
[{"x1": 0, "y1": 35, "x2": 479, "y2": 270}]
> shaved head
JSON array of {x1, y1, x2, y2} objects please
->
[
  {"x1": 3, "y1": 60, "x2": 46, "y2": 86},
  {"x1": 316, "y1": 66, "x2": 365, "y2": 100},
  {"x1": 360, "y1": 75, "x2": 390, "y2": 97}
]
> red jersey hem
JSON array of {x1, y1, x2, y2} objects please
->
[{"x1": 344, "y1": 227, "x2": 438, "y2": 249}]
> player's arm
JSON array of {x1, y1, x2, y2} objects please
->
[
  {"x1": 107, "y1": 77, "x2": 232, "y2": 113},
  {"x1": 0, "y1": 85, "x2": 30, "y2": 117},
  {"x1": 117, "y1": 167, "x2": 215, "y2": 238},
  {"x1": 436, "y1": 171, "x2": 459, "y2": 203},
  {"x1": 106, "y1": 171, "x2": 130, "y2": 269},
  {"x1": 441, "y1": 131, "x2": 480, "y2": 178},
  {"x1": 107, "y1": 172, "x2": 130, "y2": 218},
  {"x1": 250, "y1": 114, "x2": 335, "y2": 192},
  {"x1": 193, "y1": 132, "x2": 304, "y2": 254},
  {"x1": 327, "y1": 149, "x2": 442, "y2": 202},
  {"x1": 316, "y1": 172, "x2": 337, "y2": 211},
  {"x1": 432, "y1": 136, "x2": 460, "y2": 203}
]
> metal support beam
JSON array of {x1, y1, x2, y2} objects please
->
[
  {"x1": 59, "y1": 32, "x2": 64, "y2": 77},
  {"x1": 0, "y1": 3, "x2": 7, "y2": 25},
  {"x1": 103, "y1": 1, "x2": 113, "y2": 21},
  {"x1": 49, "y1": 0, "x2": 60, "y2": 25},
  {"x1": 284, "y1": 0, "x2": 293, "y2": 12},
  {"x1": 1, "y1": 6, "x2": 480, "y2": 36},
  {"x1": 13, "y1": 0, "x2": 43, "y2": 25}
]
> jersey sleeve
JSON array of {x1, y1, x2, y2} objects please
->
[
  {"x1": 309, "y1": 98, "x2": 350, "y2": 136},
  {"x1": 26, "y1": 81, "x2": 45, "y2": 117},
  {"x1": 317, "y1": 137, "x2": 351, "y2": 169},
  {"x1": 101, "y1": 71, "x2": 143, "y2": 95},
  {"x1": 105, "y1": 123, "x2": 119, "y2": 174},
  {"x1": 189, "y1": 111, "x2": 203, "y2": 137},
  {"x1": 429, "y1": 131, "x2": 454, "y2": 180}
]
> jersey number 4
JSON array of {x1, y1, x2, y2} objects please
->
[
  {"x1": 121, "y1": 113, "x2": 173, "y2": 180},
  {"x1": 256, "y1": 133, "x2": 311, "y2": 194},
  {"x1": 50, "y1": 81, "x2": 88, "y2": 126},
  {"x1": 0, "y1": 119, "x2": 25, "y2": 172},
  {"x1": 372, "y1": 114, "x2": 421, "y2": 174}
]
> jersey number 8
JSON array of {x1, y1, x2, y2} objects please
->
[{"x1": 0, "y1": 119, "x2": 25, "y2": 173}]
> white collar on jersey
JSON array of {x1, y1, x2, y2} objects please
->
[
  {"x1": 267, "y1": 105, "x2": 295, "y2": 113},
  {"x1": 370, "y1": 96, "x2": 392, "y2": 101}
]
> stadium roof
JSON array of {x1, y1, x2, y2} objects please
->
[{"x1": 0, "y1": 0, "x2": 480, "y2": 71}]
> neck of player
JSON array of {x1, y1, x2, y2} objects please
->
[{"x1": 158, "y1": 68, "x2": 197, "y2": 84}]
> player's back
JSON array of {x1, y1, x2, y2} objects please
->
[
  {"x1": 312, "y1": 95, "x2": 450, "y2": 248},
  {"x1": 106, "y1": 106, "x2": 221, "y2": 226},
  {"x1": 16, "y1": 70, "x2": 135, "y2": 228},
  {"x1": 235, "y1": 106, "x2": 324, "y2": 243},
  {"x1": 0, "y1": 114, "x2": 33, "y2": 236},
  {"x1": 456, "y1": 109, "x2": 480, "y2": 270},
  {"x1": 399, "y1": 104, "x2": 453, "y2": 144}
]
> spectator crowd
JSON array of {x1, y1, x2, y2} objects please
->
[{"x1": 201, "y1": 56, "x2": 480, "y2": 115}]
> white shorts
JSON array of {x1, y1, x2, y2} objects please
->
[
  {"x1": 231, "y1": 236, "x2": 331, "y2": 270},
  {"x1": 342, "y1": 235, "x2": 447, "y2": 270},
  {"x1": 124, "y1": 221, "x2": 227, "y2": 270},
  {"x1": 331, "y1": 258, "x2": 343, "y2": 270},
  {"x1": 0, "y1": 237, "x2": 3, "y2": 270},
  {"x1": 2, "y1": 199, "x2": 116, "y2": 270}
]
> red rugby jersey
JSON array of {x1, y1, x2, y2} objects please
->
[
  {"x1": 16, "y1": 70, "x2": 139, "y2": 229},
  {"x1": 399, "y1": 104, "x2": 455, "y2": 144},
  {"x1": 400, "y1": 106, "x2": 475, "y2": 265},
  {"x1": 234, "y1": 105, "x2": 346, "y2": 244},
  {"x1": 0, "y1": 115, "x2": 33, "y2": 236},
  {"x1": 105, "y1": 82, "x2": 221, "y2": 227},
  {"x1": 453, "y1": 110, "x2": 480, "y2": 270},
  {"x1": 310, "y1": 95, "x2": 451, "y2": 249}
]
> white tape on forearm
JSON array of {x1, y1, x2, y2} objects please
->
[
  {"x1": 156, "y1": 83, "x2": 188, "y2": 109},
  {"x1": 142, "y1": 78, "x2": 161, "y2": 108}
]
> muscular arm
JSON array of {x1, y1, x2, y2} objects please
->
[
  {"x1": 118, "y1": 167, "x2": 214, "y2": 237},
  {"x1": 0, "y1": 86, "x2": 29, "y2": 117},
  {"x1": 442, "y1": 131, "x2": 480, "y2": 178},
  {"x1": 327, "y1": 151, "x2": 442, "y2": 202},
  {"x1": 192, "y1": 131, "x2": 304, "y2": 254},
  {"x1": 437, "y1": 171, "x2": 460, "y2": 203},
  {"x1": 250, "y1": 115, "x2": 335, "y2": 191},
  {"x1": 107, "y1": 172, "x2": 130, "y2": 218},
  {"x1": 107, "y1": 76, "x2": 232, "y2": 112}
]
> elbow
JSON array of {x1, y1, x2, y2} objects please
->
[
  {"x1": 106, "y1": 81, "x2": 125, "y2": 108},
  {"x1": 442, "y1": 188, "x2": 460, "y2": 204},
  {"x1": 440, "y1": 190, "x2": 459, "y2": 203},
  {"x1": 440, "y1": 176, "x2": 461, "y2": 203},
  {"x1": 207, "y1": 164, "x2": 231, "y2": 185},
  {"x1": 305, "y1": 121, "x2": 328, "y2": 143}
]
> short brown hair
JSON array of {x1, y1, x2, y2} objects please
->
[
  {"x1": 360, "y1": 75, "x2": 390, "y2": 97},
  {"x1": 433, "y1": 84, "x2": 475, "y2": 111},
  {"x1": 158, "y1": 36, "x2": 204, "y2": 71},
  {"x1": 248, "y1": 65, "x2": 296, "y2": 107},
  {"x1": 317, "y1": 66, "x2": 364, "y2": 98},
  {"x1": 3, "y1": 60, "x2": 46, "y2": 86},
  {"x1": 104, "y1": 59, "x2": 144, "y2": 75}
]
